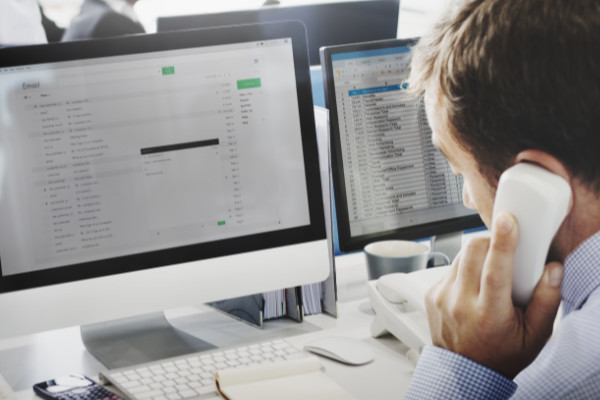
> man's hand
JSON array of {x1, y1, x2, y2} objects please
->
[{"x1": 425, "y1": 212, "x2": 564, "y2": 379}]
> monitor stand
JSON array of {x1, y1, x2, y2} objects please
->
[
  {"x1": 80, "y1": 312, "x2": 216, "y2": 369},
  {"x1": 430, "y1": 231, "x2": 463, "y2": 266}
]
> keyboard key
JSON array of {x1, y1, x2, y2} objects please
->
[
  {"x1": 134, "y1": 389, "x2": 162, "y2": 399},
  {"x1": 178, "y1": 390, "x2": 196, "y2": 399},
  {"x1": 196, "y1": 386, "x2": 216, "y2": 396}
]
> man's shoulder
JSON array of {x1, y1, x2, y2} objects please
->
[{"x1": 513, "y1": 291, "x2": 600, "y2": 398}]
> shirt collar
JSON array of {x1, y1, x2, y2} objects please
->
[{"x1": 561, "y1": 229, "x2": 600, "y2": 315}]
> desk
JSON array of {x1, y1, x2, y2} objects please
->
[{"x1": 0, "y1": 252, "x2": 415, "y2": 399}]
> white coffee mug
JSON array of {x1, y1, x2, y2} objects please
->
[{"x1": 364, "y1": 240, "x2": 450, "y2": 280}]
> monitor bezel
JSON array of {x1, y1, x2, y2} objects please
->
[
  {"x1": 156, "y1": 0, "x2": 400, "y2": 66},
  {"x1": 0, "y1": 21, "x2": 326, "y2": 293},
  {"x1": 320, "y1": 38, "x2": 483, "y2": 253}
]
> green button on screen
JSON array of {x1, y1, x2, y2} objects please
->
[
  {"x1": 237, "y1": 78, "x2": 261, "y2": 90},
  {"x1": 217, "y1": 221, "x2": 226, "y2": 226},
  {"x1": 162, "y1": 66, "x2": 175, "y2": 75}
]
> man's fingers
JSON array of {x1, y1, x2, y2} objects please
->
[
  {"x1": 480, "y1": 212, "x2": 519, "y2": 308},
  {"x1": 525, "y1": 262, "x2": 563, "y2": 340},
  {"x1": 456, "y1": 236, "x2": 489, "y2": 295}
]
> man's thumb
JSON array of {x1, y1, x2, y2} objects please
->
[{"x1": 525, "y1": 262, "x2": 563, "y2": 340}]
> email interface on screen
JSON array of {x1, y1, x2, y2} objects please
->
[
  {"x1": 0, "y1": 38, "x2": 310, "y2": 276},
  {"x1": 331, "y1": 45, "x2": 475, "y2": 238}
]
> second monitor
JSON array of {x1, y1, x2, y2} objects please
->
[
  {"x1": 321, "y1": 38, "x2": 483, "y2": 256},
  {"x1": 157, "y1": 0, "x2": 400, "y2": 66}
]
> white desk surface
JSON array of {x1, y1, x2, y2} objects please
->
[{"x1": 0, "y1": 252, "x2": 415, "y2": 399}]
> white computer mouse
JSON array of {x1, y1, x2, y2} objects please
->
[{"x1": 304, "y1": 336, "x2": 374, "y2": 366}]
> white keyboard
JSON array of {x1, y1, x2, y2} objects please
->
[
  {"x1": 99, "y1": 338, "x2": 308, "y2": 400},
  {"x1": 0, "y1": 374, "x2": 16, "y2": 400}
]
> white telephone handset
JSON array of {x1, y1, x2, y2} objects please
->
[{"x1": 492, "y1": 163, "x2": 571, "y2": 307}]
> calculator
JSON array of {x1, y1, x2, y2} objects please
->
[{"x1": 33, "y1": 375, "x2": 121, "y2": 400}]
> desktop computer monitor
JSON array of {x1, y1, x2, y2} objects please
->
[
  {"x1": 156, "y1": 0, "x2": 400, "y2": 66},
  {"x1": 0, "y1": 21, "x2": 329, "y2": 367},
  {"x1": 320, "y1": 38, "x2": 483, "y2": 256}
]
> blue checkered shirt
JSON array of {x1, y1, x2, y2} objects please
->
[{"x1": 404, "y1": 230, "x2": 600, "y2": 399}]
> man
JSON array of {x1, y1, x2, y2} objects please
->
[
  {"x1": 404, "y1": 0, "x2": 600, "y2": 398},
  {"x1": 40, "y1": 4, "x2": 65, "y2": 43},
  {"x1": 62, "y1": 0, "x2": 144, "y2": 41}
]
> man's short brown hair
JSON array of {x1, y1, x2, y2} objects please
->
[{"x1": 409, "y1": 0, "x2": 600, "y2": 190}]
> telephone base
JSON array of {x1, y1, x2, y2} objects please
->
[{"x1": 367, "y1": 266, "x2": 450, "y2": 355}]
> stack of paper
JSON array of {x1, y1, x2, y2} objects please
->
[
  {"x1": 262, "y1": 289, "x2": 287, "y2": 319},
  {"x1": 215, "y1": 356, "x2": 356, "y2": 400},
  {"x1": 302, "y1": 282, "x2": 323, "y2": 315}
]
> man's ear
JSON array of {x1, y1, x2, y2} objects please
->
[
  {"x1": 514, "y1": 150, "x2": 571, "y2": 184},
  {"x1": 515, "y1": 150, "x2": 574, "y2": 212}
]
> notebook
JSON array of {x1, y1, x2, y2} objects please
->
[{"x1": 215, "y1": 356, "x2": 355, "y2": 400}]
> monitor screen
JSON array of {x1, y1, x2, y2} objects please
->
[
  {"x1": 321, "y1": 38, "x2": 482, "y2": 253},
  {"x1": 156, "y1": 0, "x2": 400, "y2": 66},
  {"x1": 0, "y1": 22, "x2": 329, "y2": 343}
]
